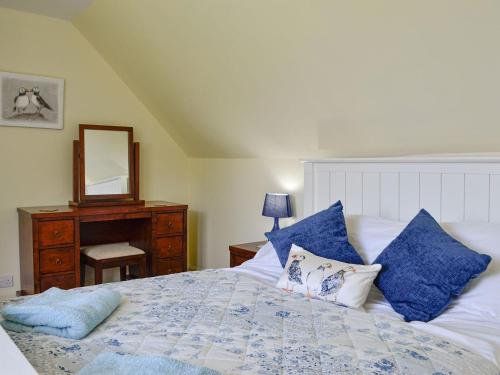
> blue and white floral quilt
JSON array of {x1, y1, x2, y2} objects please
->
[{"x1": 2, "y1": 270, "x2": 499, "y2": 375}]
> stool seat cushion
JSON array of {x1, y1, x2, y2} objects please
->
[{"x1": 82, "y1": 242, "x2": 145, "y2": 260}]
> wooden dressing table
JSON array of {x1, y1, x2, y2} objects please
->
[
  {"x1": 17, "y1": 125, "x2": 188, "y2": 295},
  {"x1": 18, "y1": 201, "x2": 187, "y2": 295}
]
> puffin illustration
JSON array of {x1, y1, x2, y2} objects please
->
[
  {"x1": 12, "y1": 87, "x2": 29, "y2": 113},
  {"x1": 319, "y1": 266, "x2": 356, "y2": 301},
  {"x1": 30, "y1": 87, "x2": 53, "y2": 113},
  {"x1": 284, "y1": 254, "x2": 306, "y2": 292},
  {"x1": 305, "y1": 262, "x2": 332, "y2": 297}
]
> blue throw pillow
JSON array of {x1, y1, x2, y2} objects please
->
[
  {"x1": 374, "y1": 209, "x2": 492, "y2": 322},
  {"x1": 265, "y1": 201, "x2": 364, "y2": 268}
]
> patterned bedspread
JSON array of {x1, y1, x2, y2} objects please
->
[{"x1": 2, "y1": 270, "x2": 499, "y2": 375}]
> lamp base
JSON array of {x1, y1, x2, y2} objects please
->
[{"x1": 272, "y1": 217, "x2": 280, "y2": 232}]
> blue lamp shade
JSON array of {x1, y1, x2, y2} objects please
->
[{"x1": 262, "y1": 193, "x2": 292, "y2": 231}]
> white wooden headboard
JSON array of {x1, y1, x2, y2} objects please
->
[{"x1": 304, "y1": 156, "x2": 500, "y2": 223}]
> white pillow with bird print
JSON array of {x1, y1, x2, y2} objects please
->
[{"x1": 276, "y1": 244, "x2": 382, "y2": 309}]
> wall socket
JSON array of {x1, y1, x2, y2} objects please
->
[{"x1": 0, "y1": 275, "x2": 13, "y2": 288}]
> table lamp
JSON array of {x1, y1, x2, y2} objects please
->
[{"x1": 262, "y1": 193, "x2": 292, "y2": 232}]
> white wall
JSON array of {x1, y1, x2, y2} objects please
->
[
  {"x1": 0, "y1": 9, "x2": 189, "y2": 296},
  {"x1": 189, "y1": 159, "x2": 302, "y2": 269}
]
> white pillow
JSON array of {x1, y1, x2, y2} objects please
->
[
  {"x1": 438, "y1": 222, "x2": 500, "y2": 319},
  {"x1": 346, "y1": 215, "x2": 500, "y2": 320},
  {"x1": 276, "y1": 244, "x2": 381, "y2": 309},
  {"x1": 346, "y1": 215, "x2": 406, "y2": 264},
  {"x1": 233, "y1": 241, "x2": 283, "y2": 285}
]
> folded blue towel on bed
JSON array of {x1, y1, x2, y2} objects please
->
[
  {"x1": 77, "y1": 352, "x2": 222, "y2": 375},
  {"x1": 1, "y1": 287, "x2": 121, "y2": 339}
]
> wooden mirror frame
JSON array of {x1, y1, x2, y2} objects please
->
[{"x1": 70, "y1": 124, "x2": 144, "y2": 207}]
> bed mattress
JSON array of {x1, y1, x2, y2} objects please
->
[{"x1": 2, "y1": 270, "x2": 498, "y2": 375}]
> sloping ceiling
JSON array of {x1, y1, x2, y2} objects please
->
[
  {"x1": 0, "y1": 0, "x2": 92, "y2": 20},
  {"x1": 74, "y1": 1, "x2": 500, "y2": 158}
]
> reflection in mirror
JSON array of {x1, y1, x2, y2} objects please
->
[{"x1": 84, "y1": 129, "x2": 130, "y2": 195}]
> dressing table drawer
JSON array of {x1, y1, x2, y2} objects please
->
[
  {"x1": 40, "y1": 273, "x2": 76, "y2": 292},
  {"x1": 155, "y1": 236, "x2": 184, "y2": 258},
  {"x1": 154, "y1": 258, "x2": 184, "y2": 275},
  {"x1": 40, "y1": 247, "x2": 75, "y2": 274},
  {"x1": 155, "y1": 212, "x2": 184, "y2": 235},
  {"x1": 38, "y1": 220, "x2": 74, "y2": 247}
]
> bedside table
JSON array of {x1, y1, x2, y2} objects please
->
[{"x1": 229, "y1": 241, "x2": 267, "y2": 267}]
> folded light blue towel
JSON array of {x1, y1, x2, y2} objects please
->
[
  {"x1": 1, "y1": 287, "x2": 121, "y2": 339},
  {"x1": 77, "y1": 352, "x2": 222, "y2": 375}
]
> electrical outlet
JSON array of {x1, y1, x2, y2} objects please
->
[{"x1": 0, "y1": 275, "x2": 13, "y2": 288}]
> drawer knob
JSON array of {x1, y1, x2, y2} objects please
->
[
  {"x1": 168, "y1": 244, "x2": 172, "y2": 250},
  {"x1": 54, "y1": 230, "x2": 60, "y2": 237},
  {"x1": 167, "y1": 269, "x2": 172, "y2": 273},
  {"x1": 55, "y1": 258, "x2": 62, "y2": 265},
  {"x1": 168, "y1": 222, "x2": 173, "y2": 228}
]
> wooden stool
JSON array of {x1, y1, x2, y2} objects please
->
[{"x1": 80, "y1": 243, "x2": 147, "y2": 285}]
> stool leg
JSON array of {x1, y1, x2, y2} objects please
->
[
  {"x1": 120, "y1": 266, "x2": 127, "y2": 281},
  {"x1": 94, "y1": 264, "x2": 103, "y2": 285},
  {"x1": 139, "y1": 258, "x2": 146, "y2": 279},
  {"x1": 80, "y1": 262, "x2": 86, "y2": 286}
]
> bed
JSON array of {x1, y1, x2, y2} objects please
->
[{"x1": 2, "y1": 155, "x2": 500, "y2": 374}]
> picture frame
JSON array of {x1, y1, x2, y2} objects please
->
[{"x1": 0, "y1": 71, "x2": 64, "y2": 130}]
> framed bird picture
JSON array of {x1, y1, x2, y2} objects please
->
[{"x1": 0, "y1": 71, "x2": 64, "y2": 130}]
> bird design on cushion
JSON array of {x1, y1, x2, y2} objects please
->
[
  {"x1": 284, "y1": 254, "x2": 306, "y2": 292},
  {"x1": 30, "y1": 87, "x2": 53, "y2": 113},
  {"x1": 319, "y1": 266, "x2": 356, "y2": 301},
  {"x1": 305, "y1": 262, "x2": 332, "y2": 297},
  {"x1": 13, "y1": 87, "x2": 29, "y2": 114}
]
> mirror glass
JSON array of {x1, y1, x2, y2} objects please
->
[{"x1": 84, "y1": 129, "x2": 130, "y2": 195}]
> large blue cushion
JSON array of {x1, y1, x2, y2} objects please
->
[
  {"x1": 266, "y1": 201, "x2": 364, "y2": 267},
  {"x1": 374, "y1": 209, "x2": 492, "y2": 322}
]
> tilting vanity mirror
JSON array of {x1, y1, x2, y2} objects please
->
[
  {"x1": 71, "y1": 124, "x2": 143, "y2": 207},
  {"x1": 83, "y1": 126, "x2": 131, "y2": 195}
]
